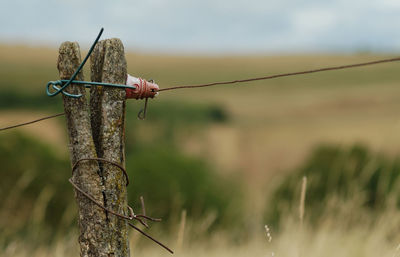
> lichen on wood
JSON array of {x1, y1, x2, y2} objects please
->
[
  {"x1": 90, "y1": 38, "x2": 130, "y2": 257},
  {"x1": 58, "y1": 42, "x2": 112, "y2": 257}
]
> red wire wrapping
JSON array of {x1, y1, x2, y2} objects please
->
[{"x1": 126, "y1": 75, "x2": 159, "y2": 99}]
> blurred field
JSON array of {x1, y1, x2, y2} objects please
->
[
  {"x1": 2, "y1": 45, "x2": 400, "y2": 178},
  {"x1": 1, "y1": 44, "x2": 400, "y2": 256}
]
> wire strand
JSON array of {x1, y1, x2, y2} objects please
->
[
  {"x1": 2, "y1": 56, "x2": 400, "y2": 131},
  {"x1": 0, "y1": 112, "x2": 65, "y2": 131},
  {"x1": 159, "y1": 56, "x2": 400, "y2": 91}
]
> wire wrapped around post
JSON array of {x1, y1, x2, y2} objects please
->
[{"x1": 69, "y1": 157, "x2": 173, "y2": 253}]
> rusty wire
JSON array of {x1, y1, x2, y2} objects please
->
[
  {"x1": 71, "y1": 157, "x2": 174, "y2": 254},
  {"x1": 158, "y1": 56, "x2": 400, "y2": 91},
  {"x1": 2, "y1": 55, "x2": 400, "y2": 131},
  {"x1": 0, "y1": 112, "x2": 65, "y2": 131},
  {"x1": 128, "y1": 223, "x2": 174, "y2": 254},
  {"x1": 71, "y1": 158, "x2": 130, "y2": 186}
]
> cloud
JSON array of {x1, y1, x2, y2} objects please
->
[{"x1": 0, "y1": 0, "x2": 399, "y2": 53}]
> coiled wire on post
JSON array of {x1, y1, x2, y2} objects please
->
[{"x1": 70, "y1": 157, "x2": 173, "y2": 254}]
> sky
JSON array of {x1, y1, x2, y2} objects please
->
[{"x1": 0, "y1": 0, "x2": 400, "y2": 54}]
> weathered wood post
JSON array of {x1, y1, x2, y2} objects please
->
[
  {"x1": 90, "y1": 39, "x2": 130, "y2": 256},
  {"x1": 58, "y1": 39, "x2": 130, "y2": 256}
]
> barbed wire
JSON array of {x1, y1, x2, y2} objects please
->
[{"x1": 1, "y1": 55, "x2": 400, "y2": 132}]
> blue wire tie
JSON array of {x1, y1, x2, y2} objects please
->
[{"x1": 46, "y1": 28, "x2": 135, "y2": 98}]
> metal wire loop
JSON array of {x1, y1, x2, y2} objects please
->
[
  {"x1": 46, "y1": 27, "x2": 140, "y2": 100},
  {"x1": 72, "y1": 157, "x2": 129, "y2": 186},
  {"x1": 47, "y1": 79, "x2": 136, "y2": 98},
  {"x1": 70, "y1": 157, "x2": 173, "y2": 254},
  {"x1": 137, "y1": 98, "x2": 149, "y2": 120},
  {"x1": 46, "y1": 28, "x2": 104, "y2": 98}
]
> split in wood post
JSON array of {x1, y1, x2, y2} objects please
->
[{"x1": 90, "y1": 38, "x2": 130, "y2": 256}]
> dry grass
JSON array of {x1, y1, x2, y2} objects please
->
[
  {"x1": 2, "y1": 176, "x2": 398, "y2": 257},
  {"x1": 3, "y1": 210, "x2": 400, "y2": 257},
  {"x1": 299, "y1": 176, "x2": 307, "y2": 226}
]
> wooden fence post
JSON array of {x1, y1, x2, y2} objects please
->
[
  {"x1": 58, "y1": 39, "x2": 129, "y2": 256},
  {"x1": 90, "y1": 38, "x2": 130, "y2": 256}
]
